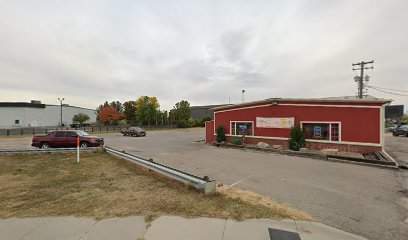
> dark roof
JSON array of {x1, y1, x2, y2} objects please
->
[{"x1": 0, "y1": 102, "x2": 46, "y2": 108}]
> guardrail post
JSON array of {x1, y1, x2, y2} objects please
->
[
  {"x1": 148, "y1": 158, "x2": 154, "y2": 172},
  {"x1": 204, "y1": 181, "x2": 217, "y2": 195}
]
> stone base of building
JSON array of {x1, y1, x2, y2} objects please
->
[{"x1": 224, "y1": 136, "x2": 381, "y2": 154}]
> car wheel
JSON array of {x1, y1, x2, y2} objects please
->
[
  {"x1": 80, "y1": 142, "x2": 88, "y2": 148},
  {"x1": 40, "y1": 142, "x2": 50, "y2": 149}
]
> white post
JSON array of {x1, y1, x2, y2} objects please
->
[{"x1": 76, "y1": 136, "x2": 80, "y2": 163}]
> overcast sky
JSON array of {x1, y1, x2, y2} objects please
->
[{"x1": 0, "y1": 0, "x2": 407, "y2": 111}]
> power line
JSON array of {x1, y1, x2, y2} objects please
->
[
  {"x1": 366, "y1": 85, "x2": 408, "y2": 93},
  {"x1": 366, "y1": 86, "x2": 408, "y2": 97}
]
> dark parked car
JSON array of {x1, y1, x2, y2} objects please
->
[
  {"x1": 392, "y1": 125, "x2": 408, "y2": 137},
  {"x1": 32, "y1": 130, "x2": 104, "y2": 148},
  {"x1": 70, "y1": 123, "x2": 90, "y2": 128},
  {"x1": 120, "y1": 127, "x2": 146, "y2": 137}
]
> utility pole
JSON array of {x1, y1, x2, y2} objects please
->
[
  {"x1": 352, "y1": 60, "x2": 374, "y2": 99},
  {"x1": 57, "y1": 97, "x2": 64, "y2": 127}
]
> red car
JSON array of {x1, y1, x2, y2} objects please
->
[
  {"x1": 32, "y1": 130, "x2": 104, "y2": 149},
  {"x1": 120, "y1": 127, "x2": 146, "y2": 137}
]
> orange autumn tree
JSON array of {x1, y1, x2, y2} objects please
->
[{"x1": 98, "y1": 106, "x2": 124, "y2": 125}]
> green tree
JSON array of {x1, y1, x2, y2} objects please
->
[
  {"x1": 135, "y1": 96, "x2": 160, "y2": 125},
  {"x1": 161, "y1": 110, "x2": 169, "y2": 125},
  {"x1": 288, "y1": 126, "x2": 306, "y2": 151},
  {"x1": 72, "y1": 113, "x2": 90, "y2": 125},
  {"x1": 155, "y1": 110, "x2": 167, "y2": 125},
  {"x1": 173, "y1": 100, "x2": 191, "y2": 127},
  {"x1": 123, "y1": 101, "x2": 137, "y2": 124}
]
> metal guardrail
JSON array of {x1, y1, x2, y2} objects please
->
[
  {"x1": 0, "y1": 147, "x2": 101, "y2": 154},
  {"x1": 105, "y1": 147, "x2": 216, "y2": 195}
]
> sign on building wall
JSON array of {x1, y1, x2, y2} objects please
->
[
  {"x1": 313, "y1": 126, "x2": 321, "y2": 137},
  {"x1": 256, "y1": 117, "x2": 295, "y2": 128}
]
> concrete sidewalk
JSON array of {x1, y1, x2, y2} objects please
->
[{"x1": 0, "y1": 216, "x2": 368, "y2": 240}]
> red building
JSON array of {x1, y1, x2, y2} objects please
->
[{"x1": 205, "y1": 97, "x2": 391, "y2": 153}]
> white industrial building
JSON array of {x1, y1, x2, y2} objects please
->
[{"x1": 0, "y1": 101, "x2": 96, "y2": 128}]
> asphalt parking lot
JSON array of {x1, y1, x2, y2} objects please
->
[
  {"x1": 385, "y1": 133, "x2": 408, "y2": 168},
  {"x1": 0, "y1": 129, "x2": 407, "y2": 240}
]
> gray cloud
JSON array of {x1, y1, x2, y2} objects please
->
[{"x1": 0, "y1": 0, "x2": 407, "y2": 111}]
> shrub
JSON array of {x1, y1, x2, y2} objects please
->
[
  {"x1": 231, "y1": 137, "x2": 243, "y2": 145},
  {"x1": 118, "y1": 119, "x2": 128, "y2": 126},
  {"x1": 216, "y1": 126, "x2": 226, "y2": 143},
  {"x1": 188, "y1": 118, "x2": 197, "y2": 127},
  {"x1": 176, "y1": 119, "x2": 189, "y2": 128},
  {"x1": 402, "y1": 114, "x2": 408, "y2": 124},
  {"x1": 200, "y1": 116, "x2": 212, "y2": 127},
  {"x1": 288, "y1": 126, "x2": 306, "y2": 151}
]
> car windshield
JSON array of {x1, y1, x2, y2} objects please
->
[{"x1": 76, "y1": 131, "x2": 89, "y2": 136}]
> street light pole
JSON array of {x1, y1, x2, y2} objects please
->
[
  {"x1": 57, "y1": 97, "x2": 64, "y2": 127},
  {"x1": 242, "y1": 90, "x2": 245, "y2": 103}
]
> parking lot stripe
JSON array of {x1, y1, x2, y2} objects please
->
[{"x1": 230, "y1": 175, "x2": 253, "y2": 187}]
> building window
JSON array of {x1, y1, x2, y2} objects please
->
[
  {"x1": 231, "y1": 122, "x2": 253, "y2": 136},
  {"x1": 15, "y1": 120, "x2": 20, "y2": 124},
  {"x1": 302, "y1": 122, "x2": 340, "y2": 141},
  {"x1": 331, "y1": 123, "x2": 339, "y2": 141}
]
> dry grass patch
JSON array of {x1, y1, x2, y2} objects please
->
[
  {"x1": 218, "y1": 185, "x2": 312, "y2": 221},
  {"x1": 0, "y1": 152, "x2": 310, "y2": 220}
]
